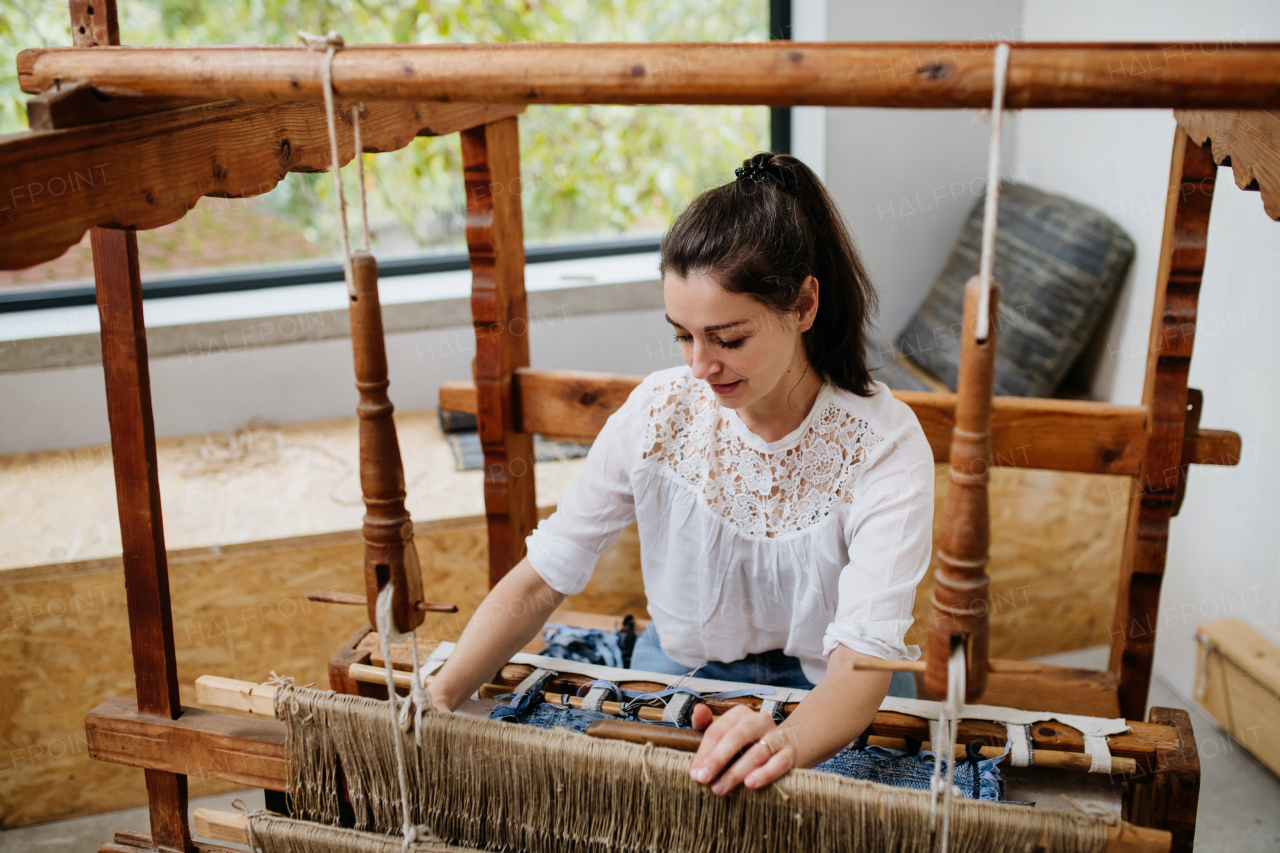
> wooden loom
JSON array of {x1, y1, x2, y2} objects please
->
[{"x1": 8, "y1": 2, "x2": 1278, "y2": 849}]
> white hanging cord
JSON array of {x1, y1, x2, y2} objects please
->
[
  {"x1": 975, "y1": 42, "x2": 1011, "y2": 342},
  {"x1": 299, "y1": 30, "x2": 356, "y2": 296},
  {"x1": 376, "y1": 584, "x2": 432, "y2": 852},
  {"x1": 351, "y1": 104, "x2": 372, "y2": 252},
  {"x1": 929, "y1": 642, "x2": 967, "y2": 853}
]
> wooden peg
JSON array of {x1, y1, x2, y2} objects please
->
[{"x1": 305, "y1": 590, "x2": 457, "y2": 613}]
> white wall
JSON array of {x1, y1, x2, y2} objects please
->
[
  {"x1": 820, "y1": 0, "x2": 1025, "y2": 343},
  {"x1": 1018, "y1": 0, "x2": 1280, "y2": 700},
  {"x1": 0, "y1": 307, "x2": 685, "y2": 453}
]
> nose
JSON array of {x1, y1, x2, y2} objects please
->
[{"x1": 687, "y1": 339, "x2": 721, "y2": 381}]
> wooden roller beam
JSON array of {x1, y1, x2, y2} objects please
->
[
  {"x1": 0, "y1": 98, "x2": 523, "y2": 272},
  {"x1": 188, "y1": 806, "x2": 1169, "y2": 852},
  {"x1": 441, "y1": 370, "x2": 1242, "y2": 476},
  {"x1": 17, "y1": 42, "x2": 1280, "y2": 110}
]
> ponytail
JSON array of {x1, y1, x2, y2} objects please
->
[{"x1": 659, "y1": 152, "x2": 878, "y2": 396}]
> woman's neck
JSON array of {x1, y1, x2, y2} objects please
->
[{"x1": 734, "y1": 360, "x2": 825, "y2": 443}]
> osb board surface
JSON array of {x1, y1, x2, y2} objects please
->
[
  {"x1": 0, "y1": 408, "x2": 585, "y2": 574},
  {"x1": 0, "y1": 515, "x2": 642, "y2": 827},
  {"x1": 908, "y1": 465, "x2": 1129, "y2": 660}
]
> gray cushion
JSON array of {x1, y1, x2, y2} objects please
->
[{"x1": 896, "y1": 183, "x2": 1134, "y2": 398}]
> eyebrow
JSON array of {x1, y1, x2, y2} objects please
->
[{"x1": 664, "y1": 315, "x2": 751, "y2": 333}]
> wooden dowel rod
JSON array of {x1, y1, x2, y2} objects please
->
[
  {"x1": 852, "y1": 658, "x2": 1041, "y2": 673},
  {"x1": 191, "y1": 804, "x2": 1165, "y2": 853},
  {"x1": 305, "y1": 589, "x2": 458, "y2": 612},
  {"x1": 19, "y1": 43, "x2": 1280, "y2": 109},
  {"x1": 584, "y1": 719, "x2": 1133, "y2": 775}
]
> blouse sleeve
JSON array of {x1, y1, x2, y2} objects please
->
[
  {"x1": 523, "y1": 378, "x2": 649, "y2": 595},
  {"x1": 822, "y1": 426, "x2": 935, "y2": 661}
]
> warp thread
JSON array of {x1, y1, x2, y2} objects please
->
[{"x1": 276, "y1": 684, "x2": 1111, "y2": 853}]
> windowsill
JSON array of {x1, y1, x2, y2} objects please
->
[{"x1": 0, "y1": 251, "x2": 662, "y2": 373}]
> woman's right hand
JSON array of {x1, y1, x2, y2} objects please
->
[{"x1": 424, "y1": 557, "x2": 565, "y2": 713}]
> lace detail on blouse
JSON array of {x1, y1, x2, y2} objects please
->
[{"x1": 641, "y1": 374, "x2": 884, "y2": 538}]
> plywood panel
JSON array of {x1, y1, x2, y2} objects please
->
[
  {"x1": 0, "y1": 513, "x2": 642, "y2": 826},
  {"x1": 908, "y1": 465, "x2": 1129, "y2": 661}
]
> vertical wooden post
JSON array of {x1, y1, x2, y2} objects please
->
[
  {"x1": 92, "y1": 230, "x2": 192, "y2": 851},
  {"x1": 462, "y1": 117, "x2": 537, "y2": 588},
  {"x1": 1109, "y1": 130, "x2": 1216, "y2": 719},
  {"x1": 78, "y1": 1, "x2": 191, "y2": 850}
]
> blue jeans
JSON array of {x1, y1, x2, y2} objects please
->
[{"x1": 629, "y1": 622, "x2": 917, "y2": 698}]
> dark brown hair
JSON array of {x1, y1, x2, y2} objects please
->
[{"x1": 659, "y1": 152, "x2": 878, "y2": 396}]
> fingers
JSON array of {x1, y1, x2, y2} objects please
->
[
  {"x1": 689, "y1": 706, "x2": 780, "y2": 794},
  {"x1": 711, "y1": 739, "x2": 786, "y2": 795},
  {"x1": 743, "y1": 747, "x2": 794, "y2": 790},
  {"x1": 690, "y1": 703, "x2": 714, "y2": 731}
]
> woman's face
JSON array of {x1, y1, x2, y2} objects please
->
[{"x1": 663, "y1": 271, "x2": 818, "y2": 411}]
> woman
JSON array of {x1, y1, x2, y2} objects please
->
[{"x1": 429, "y1": 152, "x2": 934, "y2": 796}]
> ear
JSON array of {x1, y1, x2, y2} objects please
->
[{"x1": 796, "y1": 276, "x2": 820, "y2": 333}]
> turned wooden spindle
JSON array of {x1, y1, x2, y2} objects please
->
[
  {"x1": 349, "y1": 251, "x2": 426, "y2": 634},
  {"x1": 925, "y1": 276, "x2": 999, "y2": 702}
]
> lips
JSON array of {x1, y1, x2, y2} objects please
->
[{"x1": 710, "y1": 380, "x2": 742, "y2": 395}]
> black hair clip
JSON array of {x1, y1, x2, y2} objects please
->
[{"x1": 734, "y1": 160, "x2": 799, "y2": 195}]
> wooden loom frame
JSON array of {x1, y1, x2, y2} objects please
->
[{"x1": 8, "y1": 2, "x2": 1279, "y2": 850}]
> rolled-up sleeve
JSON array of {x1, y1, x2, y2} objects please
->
[
  {"x1": 822, "y1": 427, "x2": 935, "y2": 661},
  {"x1": 524, "y1": 379, "x2": 647, "y2": 595}
]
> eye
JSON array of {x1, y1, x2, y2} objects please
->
[
  {"x1": 717, "y1": 338, "x2": 745, "y2": 350},
  {"x1": 673, "y1": 333, "x2": 692, "y2": 344}
]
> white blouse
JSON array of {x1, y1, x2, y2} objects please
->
[{"x1": 525, "y1": 366, "x2": 935, "y2": 685}]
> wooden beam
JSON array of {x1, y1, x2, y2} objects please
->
[
  {"x1": 18, "y1": 43, "x2": 1280, "y2": 109},
  {"x1": 1175, "y1": 109, "x2": 1280, "y2": 219},
  {"x1": 0, "y1": 98, "x2": 524, "y2": 271},
  {"x1": 443, "y1": 371, "x2": 1239, "y2": 476},
  {"x1": 441, "y1": 370, "x2": 1150, "y2": 474},
  {"x1": 1110, "y1": 132, "x2": 1217, "y2": 720},
  {"x1": 1135, "y1": 708, "x2": 1201, "y2": 853},
  {"x1": 463, "y1": 117, "x2": 537, "y2": 587},
  {"x1": 86, "y1": 696, "x2": 288, "y2": 790},
  {"x1": 25, "y1": 80, "x2": 206, "y2": 130}
]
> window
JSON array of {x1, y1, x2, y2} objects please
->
[{"x1": 1, "y1": 0, "x2": 770, "y2": 306}]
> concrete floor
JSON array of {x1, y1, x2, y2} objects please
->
[{"x1": 2, "y1": 647, "x2": 1277, "y2": 852}]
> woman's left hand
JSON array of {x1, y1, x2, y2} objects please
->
[{"x1": 688, "y1": 703, "x2": 796, "y2": 795}]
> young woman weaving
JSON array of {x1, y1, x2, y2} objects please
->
[{"x1": 430, "y1": 153, "x2": 935, "y2": 795}]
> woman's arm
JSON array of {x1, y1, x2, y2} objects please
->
[
  {"x1": 687, "y1": 644, "x2": 891, "y2": 794},
  {"x1": 428, "y1": 557, "x2": 565, "y2": 712}
]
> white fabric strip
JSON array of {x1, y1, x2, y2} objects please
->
[
  {"x1": 1005, "y1": 722, "x2": 1034, "y2": 768},
  {"x1": 661, "y1": 692, "x2": 699, "y2": 726},
  {"x1": 431, "y1": 644, "x2": 1132, "y2": 737},
  {"x1": 512, "y1": 667, "x2": 557, "y2": 695},
  {"x1": 1084, "y1": 734, "x2": 1114, "y2": 775},
  {"x1": 759, "y1": 698, "x2": 786, "y2": 723},
  {"x1": 581, "y1": 686, "x2": 612, "y2": 712}
]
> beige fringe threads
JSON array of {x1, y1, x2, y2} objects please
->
[{"x1": 275, "y1": 684, "x2": 1110, "y2": 853}]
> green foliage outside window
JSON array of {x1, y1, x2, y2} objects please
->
[{"x1": 1, "y1": 0, "x2": 768, "y2": 276}]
